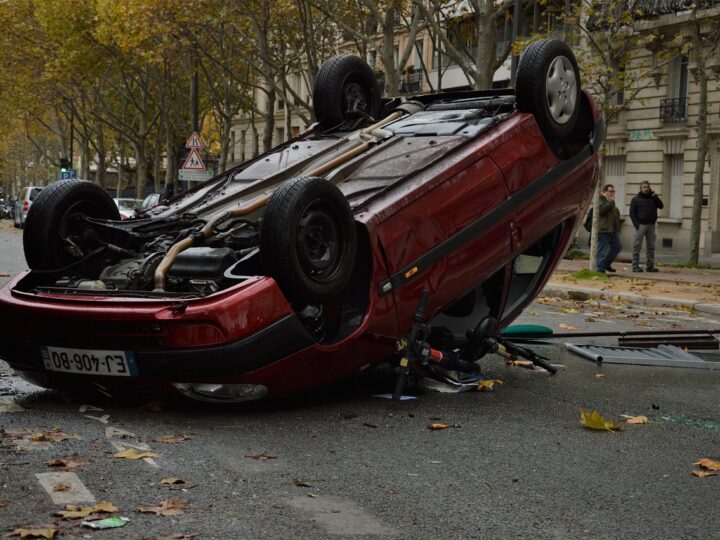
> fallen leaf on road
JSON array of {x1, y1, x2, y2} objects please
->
[
  {"x1": 477, "y1": 379, "x2": 502, "y2": 391},
  {"x1": 695, "y1": 458, "x2": 720, "y2": 471},
  {"x1": 595, "y1": 374, "x2": 605, "y2": 379},
  {"x1": 30, "y1": 430, "x2": 79, "y2": 443},
  {"x1": 154, "y1": 435, "x2": 191, "y2": 444},
  {"x1": 245, "y1": 452, "x2": 277, "y2": 461},
  {"x1": 691, "y1": 470, "x2": 717, "y2": 478},
  {"x1": 559, "y1": 323, "x2": 578, "y2": 330},
  {"x1": 113, "y1": 448, "x2": 158, "y2": 460},
  {"x1": 47, "y1": 456, "x2": 87, "y2": 469},
  {"x1": 54, "y1": 501, "x2": 119, "y2": 520},
  {"x1": 7, "y1": 526, "x2": 58, "y2": 539},
  {"x1": 580, "y1": 410, "x2": 621, "y2": 432},
  {"x1": 272, "y1": 503, "x2": 286, "y2": 509},
  {"x1": 159, "y1": 478, "x2": 196, "y2": 489},
  {"x1": 509, "y1": 359, "x2": 534, "y2": 368},
  {"x1": 53, "y1": 483, "x2": 71, "y2": 492},
  {"x1": 293, "y1": 478, "x2": 313, "y2": 487},
  {"x1": 137, "y1": 499, "x2": 188, "y2": 516},
  {"x1": 620, "y1": 415, "x2": 648, "y2": 424},
  {"x1": 160, "y1": 478, "x2": 185, "y2": 485},
  {"x1": 428, "y1": 423, "x2": 451, "y2": 430},
  {"x1": 561, "y1": 308, "x2": 580, "y2": 313},
  {"x1": 585, "y1": 316, "x2": 598, "y2": 322},
  {"x1": 142, "y1": 401, "x2": 164, "y2": 412}
]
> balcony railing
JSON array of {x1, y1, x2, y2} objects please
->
[
  {"x1": 400, "y1": 68, "x2": 423, "y2": 94},
  {"x1": 659, "y1": 97, "x2": 688, "y2": 123}
]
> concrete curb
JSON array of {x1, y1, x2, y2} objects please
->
[{"x1": 542, "y1": 283, "x2": 720, "y2": 316}]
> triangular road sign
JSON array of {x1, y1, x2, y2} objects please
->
[
  {"x1": 185, "y1": 131, "x2": 205, "y2": 149},
  {"x1": 181, "y1": 148, "x2": 206, "y2": 170}
]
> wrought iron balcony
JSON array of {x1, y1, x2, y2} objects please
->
[
  {"x1": 400, "y1": 68, "x2": 423, "y2": 94},
  {"x1": 659, "y1": 97, "x2": 688, "y2": 123}
]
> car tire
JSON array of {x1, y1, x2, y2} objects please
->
[
  {"x1": 260, "y1": 176, "x2": 357, "y2": 305},
  {"x1": 24, "y1": 180, "x2": 120, "y2": 270},
  {"x1": 516, "y1": 39, "x2": 581, "y2": 142},
  {"x1": 313, "y1": 55, "x2": 382, "y2": 129}
]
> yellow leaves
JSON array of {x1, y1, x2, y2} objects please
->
[
  {"x1": 620, "y1": 415, "x2": 648, "y2": 424},
  {"x1": 30, "y1": 430, "x2": 79, "y2": 443},
  {"x1": 692, "y1": 470, "x2": 717, "y2": 478},
  {"x1": 7, "y1": 526, "x2": 58, "y2": 539},
  {"x1": 112, "y1": 448, "x2": 158, "y2": 460},
  {"x1": 137, "y1": 498, "x2": 188, "y2": 516},
  {"x1": 153, "y1": 435, "x2": 191, "y2": 444},
  {"x1": 428, "y1": 423, "x2": 452, "y2": 430},
  {"x1": 559, "y1": 323, "x2": 578, "y2": 330},
  {"x1": 477, "y1": 379, "x2": 503, "y2": 391},
  {"x1": 54, "y1": 501, "x2": 119, "y2": 520},
  {"x1": 695, "y1": 458, "x2": 720, "y2": 471},
  {"x1": 580, "y1": 410, "x2": 621, "y2": 432},
  {"x1": 245, "y1": 452, "x2": 277, "y2": 461}
]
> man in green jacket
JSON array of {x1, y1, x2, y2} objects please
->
[{"x1": 596, "y1": 184, "x2": 622, "y2": 273}]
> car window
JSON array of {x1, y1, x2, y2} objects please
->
[
  {"x1": 29, "y1": 188, "x2": 43, "y2": 201},
  {"x1": 116, "y1": 199, "x2": 137, "y2": 211}
]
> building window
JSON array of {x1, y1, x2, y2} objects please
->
[
  {"x1": 661, "y1": 55, "x2": 688, "y2": 123},
  {"x1": 605, "y1": 156, "x2": 627, "y2": 215},
  {"x1": 663, "y1": 154, "x2": 685, "y2": 219}
]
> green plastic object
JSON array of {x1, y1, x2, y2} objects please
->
[
  {"x1": 81, "y1": 516, "x2": 129, "y2": 529},
  {"x1": 500, "y1": 324, "x2": 554, "y2": 338}
]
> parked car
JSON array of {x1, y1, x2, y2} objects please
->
[
  {"x1": 13, "y1": 186, "x2": 43, "y2": 228},
  {"x1": 113, "y1": 198, "x2": 142, "y2": 220},
  {"x1": 140, "y1": 193, "x2": 160, "y2": 211},
  {"x1": 0, "y1": 40, "x2": 604, "y2": 403}
]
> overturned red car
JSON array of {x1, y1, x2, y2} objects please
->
[{"x1": 0, "y1": 40, "x2": 603, "y2": 402}]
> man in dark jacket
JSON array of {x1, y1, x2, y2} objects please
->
[
  {"x1": 597, "y1": 184, "x2": 622, "y2": 273},
  {"x1": 629, "y1": 181, "x2": 664, "y2": 272}
]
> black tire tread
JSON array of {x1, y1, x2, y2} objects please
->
[
  {"x1": 516, "y1": 39, "x2": 581, "y2": 142},
  {"x1": 261, "y1": 176, "x2": 356, "y2": 305},
  {"x1": 313, "y1": 55, "x2": 381, "y2": 128},
  {"x1": 24, "y1": 180, "x2": 120, "y2": 270}
]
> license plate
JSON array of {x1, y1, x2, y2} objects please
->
[{"x1": 41, "y1": 346, "x2": 138, "y2": 377}]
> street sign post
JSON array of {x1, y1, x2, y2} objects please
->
[
  {"x1": 60, "y1": 169, "x2": 77, "y2": 180},
  {"x1": 179, "y1": 131, "x2": 208, "y2": 182}
]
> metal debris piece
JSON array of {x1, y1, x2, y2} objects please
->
[{"x1": 565, "y1": 343, "x2": 720, "y2": 370}]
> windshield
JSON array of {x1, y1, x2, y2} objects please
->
[{"x1": 116, "y1": 199, "x2": 139, "y2": 211}]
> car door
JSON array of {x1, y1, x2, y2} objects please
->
[{"x1": 376, "y1": 156, "x2": 513, "y2": 328}]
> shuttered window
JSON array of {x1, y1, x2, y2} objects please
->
[
  {"x1": 605, "y1": 156, "x2": 627, "y2": 215},
  {"x1": 670, "y1": 154, "x2": 684, "y2": 219}
]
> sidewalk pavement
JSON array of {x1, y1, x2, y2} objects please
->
[{"x1": 543, "y1": 259, "x2": 720, "y2": 316}]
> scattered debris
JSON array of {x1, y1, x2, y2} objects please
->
[
  {"x1": 154, "y1": 435, "x2": 191, "y2": 444},
  {"x1": 81, "y1": 516, "x2": 129, "y2": 529},
  {"x1": 30, "y1": 430, "x2": 79, "y2": 443},
  {"x1": 566, "y1": 344, "x2": 718, "y2": 369},
  {"x1": 362, "y1": 422, "x2": 378, "y2": 429},
  {"x1": 559, "y1": 323, "x2": 579, "y2": 330},
  {"x1": 245, "y1": 452, "x2": 277, "y2": 461},
  {"x1": 595, "y1": 374, "x2": 605, "y2": 379},
  {"x1": 47, "y1": 455, "x2": 87, "y2": 469},
  {"x1": 52, "y1": 483, "x2": 71, "y2": 492},
  {"x1": 113, "y1": 448, "x2": 159, "y2": 460},
  {"x1": 580, "y1": 410, "x2": 621, "y2": 432},
  {"x1": 695, "y1": 458, "x2": 720, "y2": 471},
  {"x1": 620, "y1": 415, "x2": 648, "y2": 424},
  {"x1": 54, "y1": 501, "x2": 119, "y2": 520},
  {"x1": 293, "y1": 478, "x2": 313, "y2": 488},
  {"x1": 160, "y1": 478, "x2": 196, "y2": 489},
  {"x1": 137, "y1": 499, "x2": 188, "y2": 516},
  {"x1": 7, "y1": 525, "x2": 58, "y2": 539},
  {"x1": 477, "y1": 379, "x2": 502, "y2": 391}
]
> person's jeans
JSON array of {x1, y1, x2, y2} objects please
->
[
  {"x1": 597, "y1": 232, "x2": 622, "y2": 272},
  {"x1": 632, "y1": 224, "x2": 656, "y2": 268}
]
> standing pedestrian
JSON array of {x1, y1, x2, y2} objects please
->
[
  {"x1": 597, "y1": 184, "x2": 622, "y2": 273},
  {"x1": 629, "y1": 181, "x2": 663, "y2": 272}
]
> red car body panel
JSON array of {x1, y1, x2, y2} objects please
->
[{"x1": 0, "y1": 90, "x2": 603, "y2": 400}]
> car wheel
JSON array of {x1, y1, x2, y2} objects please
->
[
  {"x1": 260, "y1": 176, "x2": 357, "y2": 305},
  {"x1": 516, "y1": 39, "x2": 581, "y2": 142},
  {"x1": 313, "y1": 55, "x2": 382, "y2": 129},
  {"x1": 24, "y1": 180, "x2": 120, "y2": 270}
]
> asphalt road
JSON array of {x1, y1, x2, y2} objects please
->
[{"x1": 1, "y1": 222, "x2": 720, "y2": 539}]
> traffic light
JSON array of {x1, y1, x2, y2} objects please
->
[{"x1": 59, "y1": 158, "x2": 70, "y2": 171}]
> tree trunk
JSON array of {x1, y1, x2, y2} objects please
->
[
  {"x1": 134, "y1": 141, "x2": 147, "y2": 200},
  {"x1": 153, "y1": 137, "x2": 162, "y2": 194},
  {"x1": 689, "y1": 42, "x2": 708, "y2": 264},
  {"x1": 588, "y1": 178, "x2": 603, "y2": 271},
  {"x1": 263, "y1": 89, "x2": 276, "y2": 153},
  {"x1": 164, "y1": 119, "x2": 176, "y2": 189},
  {"x1": 474, "y1": 9, "x2": 497, "y2": 89},
  {"x1": 116, "y1": 138, "x2": 126, "y2": 198},
  {"x1": 80, "y1": 136, "x2": 90, "y2": 181}
]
